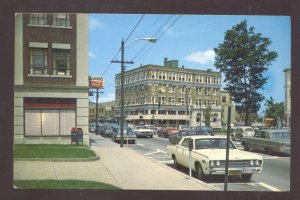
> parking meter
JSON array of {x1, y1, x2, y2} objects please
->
[
  {"x1": 188, "y1": 137, "x2": 193, "y2": 179},
  {"x1": 189, "y1": 137, "x2": 193, "y2": 151}
]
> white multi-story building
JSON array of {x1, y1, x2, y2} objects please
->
[{"x1": 115, "y1": 58, "x2": 223, "y2": 128}]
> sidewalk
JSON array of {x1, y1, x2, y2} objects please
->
[{"x1": 14, "y1": 136, "x2": 218, "y2": 190}]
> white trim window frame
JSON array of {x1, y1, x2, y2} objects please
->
[
  {"x1": 52, "y1": 13, "x2": 71, "y2": 27},
  {"x1": 53, "y1": 48, "x2": 70, "y2": 76},
  {"x1": 30, "y1": 47, "x2": 48, "y2": 75},
  {"x1": 29, "y1": 14, "x2": 48, "y2": 25}
]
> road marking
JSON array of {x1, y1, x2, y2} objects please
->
[
  {"x1": 136, "y1": 143, "x2": 145, "y2": 146},
  {"x1": 257, "y1": 181, "x2": 281, "y2": 191},
  {"x1": 155, "y1": 149, "x2": 167, "y2": 153},
  {"x1": 158, "y1": 160, "x2": 174, "y2": 164}
]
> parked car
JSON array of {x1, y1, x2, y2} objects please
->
[
  {"x1": 196, "y1": 125, "x2": 216, "y2": 136},
  {"x1": 89, "y1": 123, "x2": 96, "y2": 133},
  {"x1": 113, "y1": 127, "x2": 136, "y2": 144},
  {"x1": 231, "y1": 126, "x2": 255, "y2": 140},
  {"x1": 169, "y1": 129, "x2": 209, "y2": 144},
  {"x1": 145, "y1": 125, "x2": 158, "y2": 135},
  {"x1": 178, "y1": 125, "x2": 189, "y2": 130},
  {"x1": 132, "y1": 125, "x2": 154, "y2": 138},
  {"x1": 157, "y1": 127, "x2": 179, "y2": 138},
  {"x1": 241, "y1": 129, "x2": 290, "y2": 155},
  {"x1": 102, "y1": 124, "x2": 115, "y2": 137},
  {"x1": 167, "y1": 135, "x2": 263, "y2": 181}
]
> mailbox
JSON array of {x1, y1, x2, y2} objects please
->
[{"x1": 71, "y1": 127, "x2": 83, "y2": 145}]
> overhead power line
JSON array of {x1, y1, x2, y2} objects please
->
[
  {"x1": 101, "y1": 14, "x2": 145, "y2": 76},
  {"x1": 134, "y1": 15, "x2": 182, "y2": 65}
]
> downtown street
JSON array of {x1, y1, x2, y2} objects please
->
[{"x1": 90, "y1": 133, "x2": 290, "y2": 191}]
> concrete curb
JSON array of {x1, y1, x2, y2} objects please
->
[{"x1": 14, "y1": 156, "x2": 100, "y2": 162}]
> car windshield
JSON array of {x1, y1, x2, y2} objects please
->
[
  {"x1": 195, "y1": 138, "x2": 236, "y2": 149},
  {"x1": 136, "y1": 126, "x2": 146, "y2": 129},
  {"x1": 270, "y1": 132, "x2": 290, "y2": 139},
  {"x1": 187, "y1": 130, "x2": 209, "y2": 136},
  {"x1": 245, "y1": 128, "x2": 254, "y2": 132}
]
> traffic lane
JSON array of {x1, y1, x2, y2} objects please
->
[
  {"x1": 252, "y1": 157, "x2": 290, "y2": 191},
  {"x1": 135, "y1": 135, "x2": 169, "y2": 151}
]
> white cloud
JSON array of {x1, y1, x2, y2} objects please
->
[
  {"x1": 98, "y1": 92, "x2": 115, "y2": 103},
  {"x1": 185, "y1": 50, "x2": 215, "y2": 65},
  {"x1": 89, "y1": 18, "x2": 104, "y2": 31},
  {"x1": 88, "y1": 52, "x2": 95, "y2": 58}
]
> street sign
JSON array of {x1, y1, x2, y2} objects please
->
[{"x1": 89, "y1": 76, "x2": 104, "y2": 89}]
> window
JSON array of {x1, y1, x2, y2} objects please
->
[
  {"x1": 178, "y1": 111, "x2": 186, "y2": 115},
  {"x1": 169, "y1": 97, "x2": 176, "y2": 105},
  {"x1": 53, "y1": 13, "x2": 70, "y2": 27},
  {"x1": 168, "y1": 110, "x2": 176, "y2": 115},
  {"x1": 222, "y1": 96, "x2": 227, "y2": 103},
  {"x1": 53, "y1": 49, "x2": 70, "y2": 75},
  {"x1": 196, "y1": 99, "x2": 202, "y2": 106},
  {"x1": 30, "y1": 14, "x2": 47, "y2": 25},
  {"x1": 30, "y1": 48, "x2": 48, "y2": 75},
  {"x1": 188, "y1": 74, "x2": 193, "y2": 82},
  {"x1": 151, "y1": 70, "x2": 156, "y2": 79},
  {"x1": 179, "y1": 98, "x2": 185, "y2": 105},
  {"x1": 25, "y1": 109, "x2": 75, "y2": 136}
]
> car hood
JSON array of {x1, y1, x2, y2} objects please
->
[
  {"x1": 134, "y1": 129, "x2": 153, "y2": 132},
  {"x1": 194, "y1": 149, "x2": 262, "y2": 160}
]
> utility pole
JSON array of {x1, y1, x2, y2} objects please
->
[
  {"x1": 111, "y1": 39, "x2": 133, "y2": 148},
  {"x1": 224, "y1": 104, "x2": 231, "y2": 191},
  {"x1": 152, "y1": 100, "x2": 155, "y2": 125}
]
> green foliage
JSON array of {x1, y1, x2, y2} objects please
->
[
  {"x1": 214, "y1": 20, "x2": 277, "y2": 125},
  {"x1": 203, "y1": 106, "x2": 212, "y2": 126},
  {"x1": 264, "y1": 97, "x2": 285, "y2": 126},
  {"x1": 14, "y1": 180, "x2": 121, "y2": 189},
  {"x1": 14, "y1": 144, "x2": 96, "y2": 158}
]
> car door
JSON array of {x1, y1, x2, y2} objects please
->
[{"x1": 177, "y1": 138, "x2": 190, "y2": 167}]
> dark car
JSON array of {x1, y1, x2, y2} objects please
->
[
  {"x1": 196, "y1": 125, "x2": 216, "y2": 136},
  {"x1": 169, "y1": 129, "x2": 210, "y2": 144}
]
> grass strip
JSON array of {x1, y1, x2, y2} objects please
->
[
  {"x1": 14, "y1": 180, "x2": 120, "y2": 189},
  {"x1": 14, "y1": 144, "x2": 96, "y2": 158}
]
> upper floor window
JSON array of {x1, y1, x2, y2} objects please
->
[
  {"x1": 53, "y1": 49, "x2": 70, "y2": 75},
  {"x1": 30, "y1": 14, "x2": 48, "y2": 25},
  {"x1": 30, "y1": 48, "x2": 48, "y2": 75},
  {"x1": 53, "y1": 14, "x2": 70, "y2": 27},
  {"x1": 188, "y1": 74, "x2": 193, "y2": 82},
  {"x1": 151, "y1": 70, "x2": 156, "y2": 79}
]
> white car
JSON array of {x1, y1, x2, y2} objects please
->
[
  {"x1": 167, "y1": 135, "x2": 263, "y2": 181},
  {"x1": 133, "y1": 126, "x2": 154, "y2": 138},
  {"x1": 231, "y1": 126, "x2": 255, "y2": 140}
]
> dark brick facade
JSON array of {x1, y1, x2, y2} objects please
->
[{"x1": 23, "y1": 14, "x2": 77, "y2": 86}]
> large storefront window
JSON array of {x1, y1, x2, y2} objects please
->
[{"x1": 25, "y1": 109, "x2": 75, "y2": 136}]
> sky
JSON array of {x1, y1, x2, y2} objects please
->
[{"x1": 88, "y1": 14, "x2": 291, "y2": 114}]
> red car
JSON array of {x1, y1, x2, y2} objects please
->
[{"x1": 157, "y1": 127, "x2": 179, "y2": 138}]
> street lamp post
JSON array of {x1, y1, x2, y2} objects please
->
[{"x1": 112, "y1": 37, "x2": 157, "y2": 148}]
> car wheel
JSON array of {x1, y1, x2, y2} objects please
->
[
  {"x1": 243, "y1": 143, "x2": 250, "y2": 151},
  {"x1": 241, "y1": 174, "x2": 252, "y2": 182},
  {"x1": 231, "y1": 134, "x2": 235, "y2": 141},
  {"x1": 265, "y1": 147, "x2": 273, "y2": 155},
  {"x1": 195, "y1": 163, "x2": 206, "y2": 180},
  {"x1": 150, "y1": 135, "x2": 153, "y2": 138},
  {"x1": 173, "y1": 156, "x2": 178, "y2": 168}
]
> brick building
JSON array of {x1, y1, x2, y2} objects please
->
[{"x1": 14, "y1": 13, "x2": 89, "y2": 144}]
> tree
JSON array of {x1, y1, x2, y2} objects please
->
[
  {"x1": 264, "y1": 97, "x2": 285, "y2": 127},
  {"x1": 214, "y1": 20, "x2": 278, "y2": 126},
  {"x1": 203, "y1": 106, "x2": 212, "y2": 126}
]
